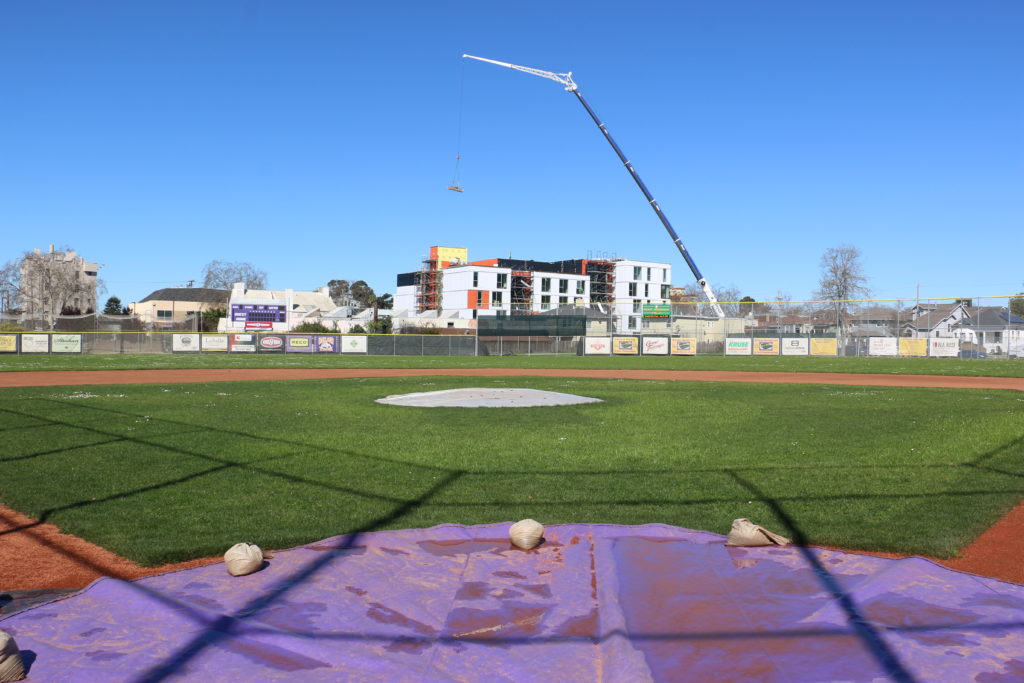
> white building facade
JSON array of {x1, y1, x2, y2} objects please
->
[
  {"x1": 394, "y1": 248, "x2": 672, "y2": 331},
  {"x1": 223, "y1": 282, "x2": 337, "y2": 332}
]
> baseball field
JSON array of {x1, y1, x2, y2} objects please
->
[{"x1": 1, "y1": 354, "x2": 1022, "y2": 586}]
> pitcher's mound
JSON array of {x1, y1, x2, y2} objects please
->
[{"x1": 376, "y1": 387, "x2": 602, "y2": 408}]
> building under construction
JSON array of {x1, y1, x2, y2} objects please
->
[{"x1": 394, "y1": 246, "x2": 673, "y2": 333}]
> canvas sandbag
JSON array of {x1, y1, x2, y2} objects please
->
[
  {"x1": 509, "y1": 519, "x2": 544, "y2": 550},
  {"x1": 0, "y1": 631, "x2": 25, "y2": 682},
  {"x1": 725, "y1": 518, "x2": 791, "y2": 547},
  {"x1": 224, "y1": 542, "x2": 264, "y2": 576}
]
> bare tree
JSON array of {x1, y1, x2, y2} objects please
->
[
  {"x1": 0, "y1": 260, "x2": 21, "y2": 313},
  {"x1": 3, "y1": 248, "x2": 101, "y2": 328},
  {"x1": 678, "y1": 282, "x2": 743, "y2": 316},
  {"x1": 202, "y1": 260, "x2": 267, "y2": 290},
  {"x1": 814, "y1": 245, "x2": 870, "y2": 345}
]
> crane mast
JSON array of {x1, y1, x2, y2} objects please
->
[{"x1": 463, "y1": 54, "x2": 726, "y2": 318}]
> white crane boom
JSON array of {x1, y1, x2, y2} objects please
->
[
  {"x1": 462, "y1": 54, "x2": 726, "y2": 318},
  {"x1": 463, "y1": 54, "x2": 577, "y2": 91}
]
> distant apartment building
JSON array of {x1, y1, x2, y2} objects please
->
[
  {"x1": 19, "y1": 246, "x2": 99, "y2": 320},
  {"x1": 393, "y1": 246, "x2": 672, "y2": 331}
]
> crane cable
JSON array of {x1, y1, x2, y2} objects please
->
[{"x1": 448, "y1": 60, "x2": 465, "y2": 192}]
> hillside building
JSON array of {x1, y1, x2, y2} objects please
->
[{"x1": 19, "y1": 246, "x2": 99, "y2": 320}]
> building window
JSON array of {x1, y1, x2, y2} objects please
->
[
  {"x1": 662, "y1": 268, "x2": 668, "y2": 282},
  {"x1": 541, "y1": 278, "x2": 551, "y2": 292},
  {"x1": 661, "y1": 285, "x2": 671, "y2": 299},
  {"x1": 156, "y1": 310, "x2": 173, "y2": 319},
  {"x1": 633, "y1": 266, "x2": 642, "y2": 280},
  {"x1": 558, "y1": 279, "x2": 568, "y2": 293},
  {"x1": 628, "y1": 282, "x2": 638, "y2": 297},
  {"x1": 541, "y1": 295, "x2": 551, "y2": 310},
  {"x1": 633, "y1": 301, "x2": 642, "y2": 313},
  {"x1": 559, "y1": 296, "x2": 568, "y2": 304},
  {"x1": 576, "y1": 280, "x2": 585, "y2": 295},
  {"x1": 473, "y1": 272, "x2": 479, "y2": 287},
  {"x1": 994, "y1": 331, "x2": 1002, "y2": 343},
  {"x1": 476, "y1": 291, "x2": 484, "y2": 307},
  {"x1": 647, "y1": 267, "x2": 652, "y2": 281},
  {"x1": 628, "y1": 316, "x2": 637, "y2": 329},
  {"x1": 497, "y1": 273, "x2": 507, "y2": 289},
  {"x1": 492, "y1": 291, "x2": 503, "y2": 306},
  {"x1": 644, "y1": 283, "x2": 650, "y2": 297}
]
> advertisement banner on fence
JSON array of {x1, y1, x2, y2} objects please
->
[
  {"x1": 929, "y1": 338, "x2": 959, "y2": 357},
  {"x1": 314, "y1": 335, "x2": 338, "y2": 353},
  {"x1": 287, "y1": 335, "x2": 313, "y2": 353},
  {"x1": 201, "y1": 334, "x2": 228, "y2": 352},
  {"x1": 229, "y1": 334, "x2": 256, "y2": 353},
  {"x1": 172, "y1": 334, "x2": 200, "y2": 352},
  {"x1": 753, "y1": 338, "x2": 780, "y2": 356},
  {"x1": 642, "y1": 337, "x2": 669, "y2": 355},
  {"x1": 671, "y1": 338, "x2": 697, "y2": 355},
  {"x1": 781, "y1": 338, "x2": 809, "y2": 355},
  {"x1": 584, "y1": 337, "x2": 611, "y2": 355},
  {"x1": 810, "y1": 338, "x2": 837, "y2": 356},
  {"x1": 0, "y1": 334, "x2": 17, "y2": 353},
  {"x1": 52, "y1": 334, "x2": 82, "y2": 353},
  {"x1": 869, "y1": 338, "x2": 898, "y2": 356},
  {"x1": 899, "y1": 338, "x2": 927, "y2": 357},
  {"x1": 341, "y1": 336, "x2": 367, "y2": 354},
  {"x1": 725, "y1": 338, "x2": 752, "y2": 355},
  {"x1": 21, "y1": 334, "x2": 49, "y2": 353},
  {"x1": 258, "y1": 335, "x2": 285, "y2": 353},
  {"x1": 613, "y1": 337, "x2": 639, "y2": 355}
]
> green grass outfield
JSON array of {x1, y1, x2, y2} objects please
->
[
  {"x1": 1, "y1": 375, "x2": 1021, "y2": 565},
  {"x1": 1, "y1": 352, "x2": 1023, "y2": 377}
]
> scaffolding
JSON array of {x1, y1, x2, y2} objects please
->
[
  {"x1": 587, "y1": 261, "x2": 615, "y2": 304},
  {"x1": 511, "y1": 271, "x2": 533, "y2": 313},
  {"x1": 415, "y1": 257, "x2": 442, "y2": 312}
]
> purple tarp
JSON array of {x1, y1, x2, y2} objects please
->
[{"x1": 3, "y1": 523, "x2": 1024, "y2": 681}]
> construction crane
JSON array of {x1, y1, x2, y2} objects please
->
[{"x1": 463, "y1": 54, "x2": 726, "y2": 318}]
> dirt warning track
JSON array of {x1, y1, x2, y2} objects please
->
[{"x1": 1, "y1": 367, "x2": 1022, "y2": 391}]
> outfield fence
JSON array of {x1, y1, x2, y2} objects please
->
[{"x1": 1, "y1": 295, "x2": 1021, "y2": 358}]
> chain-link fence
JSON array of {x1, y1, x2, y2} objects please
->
[{"x1": 1, "y1": 295, "x2": 1021, "y2": 358}]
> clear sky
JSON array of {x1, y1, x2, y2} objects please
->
[{"x1": 3, "y1": 1, "x2": 1021, "y2": 308}]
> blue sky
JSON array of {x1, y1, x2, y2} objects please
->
[{"x1": 2, "y1": 1, "x2": 1021, "y2": 307}]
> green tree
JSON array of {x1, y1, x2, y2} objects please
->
[
  {"x1": 350, "y1": 280, "x2": 377, "y2": 308},
  {"x1": 290, "y1": 321, "x2": 334, "y2": 333},
  {"x1": 201, "y1": 307, "x2": 226, "y2": 332},
  {"x1": 1011, "y1": 293, "x2": 1024, "y2": 318},
  {"x1": 366, "y1": 317, "x2": 393, "y2": 334},
  {"x1": 103, "y1": 296, "x2": 123, "y2": 315}
]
